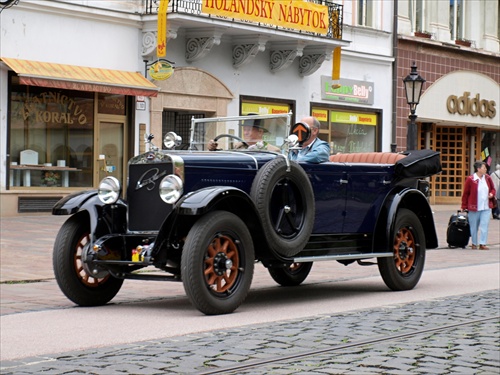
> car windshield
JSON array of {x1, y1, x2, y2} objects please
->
[{"x1": 188, "y1": 113, "x2": 292, "y2": 152}]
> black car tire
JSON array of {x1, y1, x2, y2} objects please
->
[
  {"x1": 181, "y1": 211, "x2": 254, "y2": 315},
  {"x1": 268, "y1": 262, "x2": 313, "y2": 286},
  {"x1": 250, "y1": 158, "x2": 315, "y2": 257},
  {"x1": 53, "y1": 214, "x2": 123, "y2": 306},
  {"x1": 378, "y1": 208, "x2": 426, "y2": 291}
]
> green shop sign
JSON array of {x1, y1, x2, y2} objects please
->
[{"x1": 321, "y1": 76, "x2": 374, "y2": 105}]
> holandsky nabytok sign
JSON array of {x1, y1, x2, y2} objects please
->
[
  {"x1": 202, "y1": 0, "x2": 330, "y2": 35},
  {"x1": 321, "y1": 76, "x2": 374, "y2": 105}
]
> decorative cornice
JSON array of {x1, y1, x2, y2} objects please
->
[
  {"x1": 185, "y1": 28, "x2": 225, "y2": 62},
  {"x1": 269, "y1": 42, "x2": 305, "y2": 73},
  {"x1": 298, "y1": 54, "x2": 327, "y2": 76},
  {"x1": 185, "y1": 37, "x2": 219, "y2": 61},
  {"x1": 232, "y1": 36, "x2": 268, "y2": 68},
  {"x1": 299, "y1": 46, "x2": 334, "y2": 76},
  {"x1": 141, "y1": 29, "x2": 178, "y2": 58}
]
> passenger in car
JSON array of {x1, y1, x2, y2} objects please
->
[{"x1": 289, "y1": 116, "x2": 330, "y2": 163}]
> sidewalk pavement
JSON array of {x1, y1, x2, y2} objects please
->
[{"x1": 0, "y1": 205, "x2": 498, "y2": 283}]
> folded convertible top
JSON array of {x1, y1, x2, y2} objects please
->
[{"x1": 395, "y1": 149, "x2": 442, "y2": 179}]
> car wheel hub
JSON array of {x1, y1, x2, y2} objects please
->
[
  {"x1": 213, "y1": 252, "x2": 232, "y2": 275},
  {"x1": 398, "y1": 241, "x2": 410, "y2": 260}
]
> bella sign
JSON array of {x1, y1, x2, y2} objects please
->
[{"x1": 446, "y1": 92, "x2": 496, "y2": 119}]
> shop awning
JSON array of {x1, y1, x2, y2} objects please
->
[{"x1": 1, "y1": 57, "x2": 159, "y2": 97}]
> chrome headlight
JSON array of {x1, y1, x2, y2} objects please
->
[
  {"x1": 159, "y1": 174, "x2": 183, "y2": 204},
  {"x1": 163, "y1": 132, "x2": 182, "y2": 150},
  {"x1": 98, "y1": 176, "x2": 121, "y2": 204}
]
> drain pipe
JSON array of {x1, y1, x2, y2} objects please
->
[{"x1": 390, "y1": 1, "x2": 399, "y2": 153}]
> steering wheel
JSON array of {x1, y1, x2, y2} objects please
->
[{"x1": 213, "y1": 134, "x2": 249, "y2": 149}]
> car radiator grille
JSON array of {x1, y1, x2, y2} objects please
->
[{"x1": 127, "y1": 163, "x2": 173, "y2": 232}]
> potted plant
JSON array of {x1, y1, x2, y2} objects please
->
[
  {"x1": 414, "y1": 30, "x2": 433, "y2": 39},
  {"x1": 455, "y1": 38, "x2": 472, "y2": 47},
  {"x1": 41, "y1": 171, "x2": 61, "y2": 186}
]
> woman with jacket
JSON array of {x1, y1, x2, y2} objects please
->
[{"x1": 461, "y1": 161, "x2": 497, "y2": 250}]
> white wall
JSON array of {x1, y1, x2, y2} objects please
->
[
  {"x1": 0, "y1": 0, "x2": 399, "y2": 190},
  {"x1": 0, "y1": 1, "x2": 147, "y2": 190},
  {"x1": 162, "y1": 1, "x2": 395, "y2": 151}
]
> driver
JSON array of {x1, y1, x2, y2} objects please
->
[{"x1": 208, "y1": 115, "x2": 280, "y2": 152}]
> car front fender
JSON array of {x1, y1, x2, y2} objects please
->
[
  {"x1": 152, "y1": 186, "x2": 263, "y2": 259},
  {"x1": 52, "y1": 190, "x2": 127, "y2": 241},
  {"x1": 52, "y1": 190, "x2": 100, "y2": 216}
]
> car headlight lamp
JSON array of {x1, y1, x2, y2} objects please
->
[
  {"x1": 98, "y1": 176, "x2": 121, "y2": 204},
  {"x1": 159, "y1": 174, "x2": 183, "y2": 204},
  {"x1": 163, "y1": 132, "x2": 182, "y2": 150}
]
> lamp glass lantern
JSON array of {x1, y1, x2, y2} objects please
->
[
  {"x1": 402, "y1": 62, "x2": 426, "y2": 151},
  {"x1": 403, "y1": 62, "x2": 426, "y2": 113}
]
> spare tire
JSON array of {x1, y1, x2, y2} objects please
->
[{"x1": 250, "y1": 157, "x2": 314, "y2": 257}]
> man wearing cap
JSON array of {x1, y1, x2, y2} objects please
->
[
  {"x1": 289, "y1": 116, "x2": 330, "y2": 163},
  {"x1": 208, "y1": 115, "x2": 280, "y2": 152}
]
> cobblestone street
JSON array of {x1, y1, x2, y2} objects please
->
[{"x1": 1, "y1": 290, "x2": 498, "y2": 374}]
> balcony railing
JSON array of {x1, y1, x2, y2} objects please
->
[{"x1": 145, "y1": 0, "x2": 343, "y2": 40}]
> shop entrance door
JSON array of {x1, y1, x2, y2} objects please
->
[
  {"x1": 429, "y1": 125, "x2": 470, "y2": 205},
  {"x1": 96, "y1": 118, "x2": 127, "y2": 187}
]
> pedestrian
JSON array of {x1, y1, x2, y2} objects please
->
[
  {"x1": 289, "y1": 116, "x2": 330, "y2": 163},
  {"x1": 461, "y1": 160, "x2": 497, "y2": 250},
  {"x1": 490, "y1": 163, "x2": 500, "y2": 219}
]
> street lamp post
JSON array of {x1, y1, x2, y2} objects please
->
[{"x1": 402, "y1": 62, "x2": 426, "y2": 151}]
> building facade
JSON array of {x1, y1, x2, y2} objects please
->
[
  {"x1": 396, "y1": 0, "x2": 499, "y2": 205},
  {"x1": 1, "y1": 0, "x2": 396, "y2": 216}
]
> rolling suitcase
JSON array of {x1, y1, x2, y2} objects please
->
[{"x1": 446, "y1": 210, "x2": 470, "y2": 249}]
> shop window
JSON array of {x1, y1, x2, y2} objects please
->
[
  {"x1": 162, "y1": 111, "x2": 205, "y2": 150},
  {"x1": 8, "y1": 80, "x2": 95, "y2": 188},
  {"x1": 98, "y1": 93, "x2": 126, "y2": 115},
  {"x1": 239, "y1": 98, "x2": 294, "y2": 147},
  {"x1": 312, "y1": 108, "x2": 379, "y2": 153},
  {"x1": 482, "y1": 130, "x2": 499, "y2": 173}
]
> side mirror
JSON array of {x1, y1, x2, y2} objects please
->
[{"x1": 286, "y1": 134, "x2": 299, "y2": 147}]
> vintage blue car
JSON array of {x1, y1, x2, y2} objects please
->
[{"x1": 52, "y1": 113, "x2": 442, "y2": 315}]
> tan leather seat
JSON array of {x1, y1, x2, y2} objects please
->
[{"x1": 329, "y1": 152, "x2": 406, "y2": 164}]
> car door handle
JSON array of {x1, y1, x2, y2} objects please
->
[
  {"x1": 381, "y1": 179, "x2": 392, "y2": 185},
  {"x1": 339, "y1": 179, "x2": 348, "y2": 184}
]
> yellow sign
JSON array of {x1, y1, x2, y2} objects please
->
[
  {"x1": 242, "y1": 102, "x2": 290, "y2": 115},
  {"x1": 312, "y1": 109, "x2": 328, "y2": 122},
  {"x1": 331, "y1": 111, "x2": 377, "y2": 126},
  {"x1": 202, "y1": 0, "x2": 328, "y2": 35},
  {"x1": 149, "y1": 61, "x2": 174, "y2": 81},
  {"x1": 157, "y1": 0, "x2": 169, "y2": 57}
]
